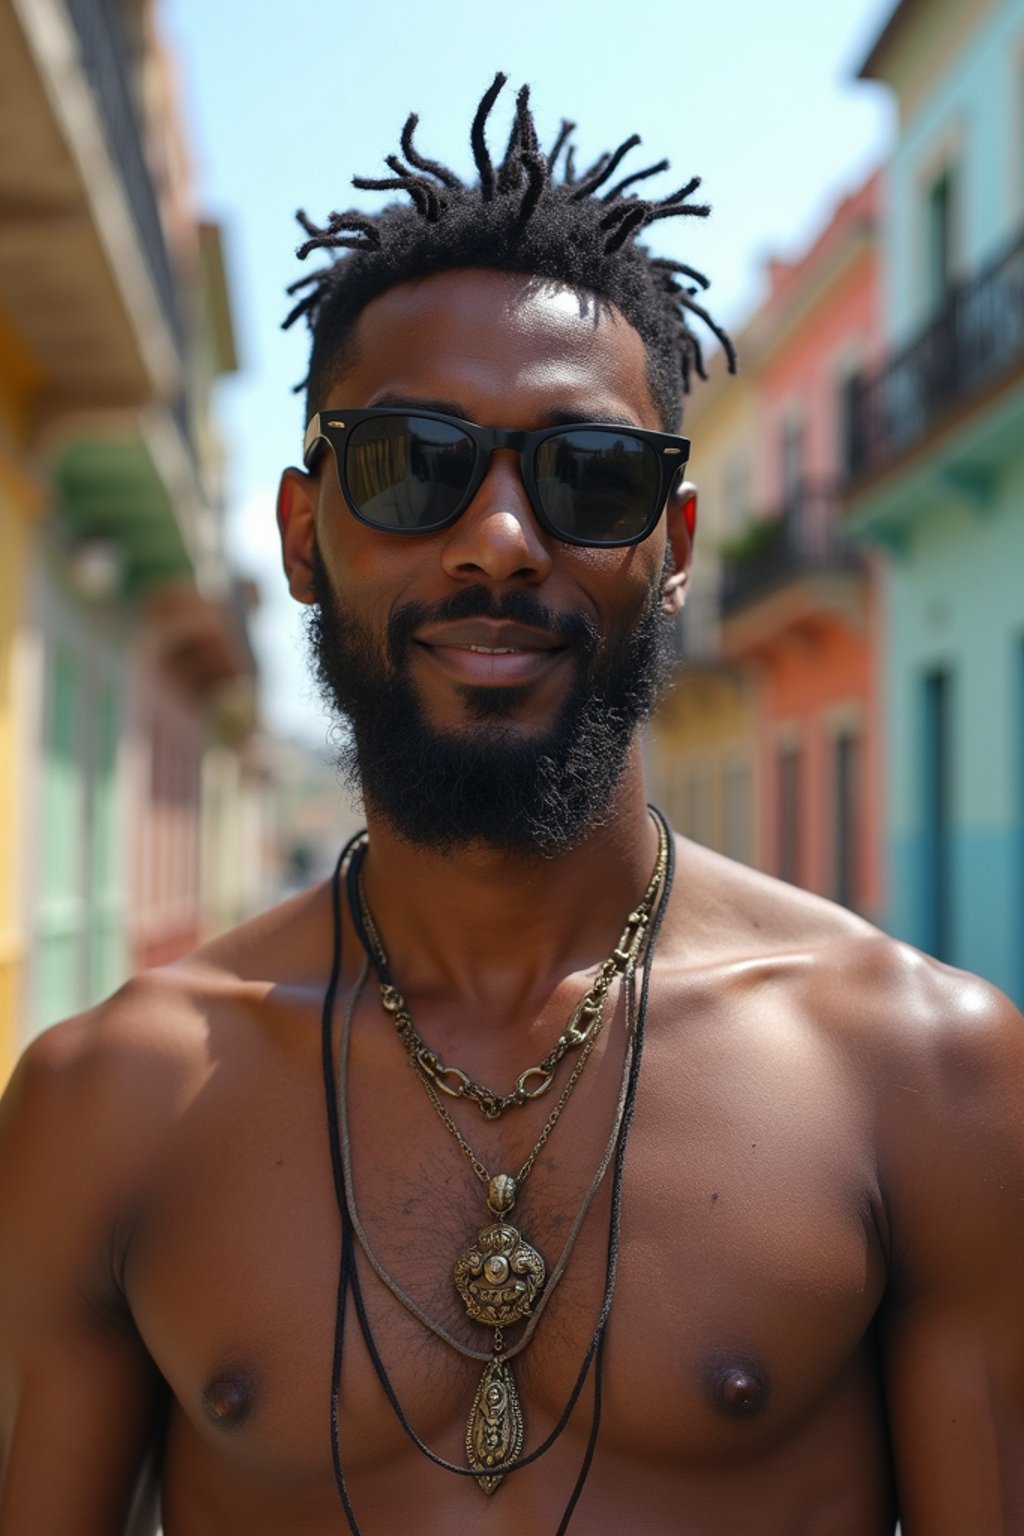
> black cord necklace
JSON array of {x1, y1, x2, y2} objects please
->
[{"x1": 320, "y1": 812, "x2": 675, "y2": 1533}]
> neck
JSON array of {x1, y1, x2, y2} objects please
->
[{"x1": 354, "y1": 752, "x2": 659, "y2": 1017}]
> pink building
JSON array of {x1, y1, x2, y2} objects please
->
[{"x1": 721, "y1": 171, "x2": 886, "y2": 917}]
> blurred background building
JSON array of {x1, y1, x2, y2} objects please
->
[
  {"x1": 0, "y1": 0, "x2": 1021, "y2": 1089},
  {"x1": 0, "y1": 0, "x2": 341, "y2": 1080},
  {"x1": 846, "y1": 0, "x2": 1024, "y2": 1003},
  {"x1": 650, "y1": 0, "x2": 1024, "y2": 1006},
  {"x1": 649, "y1": 169, "x2": 886, "y2": 924}
]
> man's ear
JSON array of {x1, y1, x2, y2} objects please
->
[
  {"x1": 277, "y1": 466, "x2": 318, "y2": 605},
  {"x1": 662, "y1": 478, "x2": 697, "y2": 616}
]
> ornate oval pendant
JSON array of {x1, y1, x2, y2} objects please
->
[{"x1": 453, "y1": 1221, "x2": 546, "y2": 1328}]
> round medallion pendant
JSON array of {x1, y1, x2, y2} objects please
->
[{"x1": 453, "y1": 1222, "x2": 546, "y2": 1327}]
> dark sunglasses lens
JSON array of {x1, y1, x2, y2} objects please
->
[
  {"x1": 534, "y1": 430, "x2": 661, "y2": 543},
  {"x1": 344, "y1": 415, "x2": 476, "y2": 530}
]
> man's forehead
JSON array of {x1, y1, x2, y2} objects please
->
[{"x1": 333, "y1": 267, "x2": 658, "y2": 423}]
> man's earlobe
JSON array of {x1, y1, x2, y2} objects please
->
[
  {"x1": 663, "y1": 479, "x2": 697, "y2": 616},
  {"x1": 277, "y1": 467, "x2": 318, "y2": 605}
]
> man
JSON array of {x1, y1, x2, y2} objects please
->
[{"x1": 2, "y1": 76, "x2": 1023, "y2": 1536}]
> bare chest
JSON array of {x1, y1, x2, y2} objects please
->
[{"x1": 126, "y1": 991, "x2": 887, "y2": 1529}]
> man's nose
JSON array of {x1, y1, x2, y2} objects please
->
[{"x1": 439, "y1": 450, "x2": 554, "y2": 584}]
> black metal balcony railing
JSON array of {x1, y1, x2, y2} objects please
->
[
  {"x1": 720, "y1": 488, "x2": 860, "y2": 614},
  {"x1": 65, "y1": 0, "x2": 182, "y2": 352},
  {"x1": 846, "y1": 224, "x2": 1024, "y2": 480}
]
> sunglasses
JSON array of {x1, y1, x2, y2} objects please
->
[{"x1": 303, "y1": 408, "x2": 691, "y2": 548}]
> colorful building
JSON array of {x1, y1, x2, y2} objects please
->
[
  {"x1": 650, "y1": 171, "x2": 886, "y2": 922},
  {"x1": 846, "y1": 0, "x2": 1024, "y2": 1002},
  {"x1": 0, "y1": 315, "x2": 43, "y2": 1073},
  {"x1": 0, "y1": 0, "x2": 259, "y2": 1073},
  {"x1": 645, "y1": 334, "x2": 760, "y2": 863},
  {"x1": 722, "y1": 172, "x2": 885, "y2": 919}
]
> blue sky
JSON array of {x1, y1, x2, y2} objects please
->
[{"x1": 162, "y1": 0, "x2": 896, "y2": 744}]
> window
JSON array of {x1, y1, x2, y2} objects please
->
[
  {"x1": 778, "y1": 743, "x2": 802, "y2": 886},
  {"x1": 837, "y1": 369, "x2": 862, "y2": 481},
  {"x1": 87, "y1": 683, "x2": 122, "y2": 1004},
  {"x1": 922, "y1": 670, "x2": 953, "y2": 961},
  {"x1": 926, "y1": 166, "x2": 956, "y2": 312},
  {"x1": 832, "y1": 731, "x2": 859, "y2": 910},
  {"x1": 688, "y1": 765, "x2": 712, "y2": 848},
  {"x1": 1018, "y1": 640, "x2": 1024, "y2": 1001},
  {"x1": 723, "y1": 756, "x2": 751, "y2": 865},
  {"x1": 780, "y1": 415, "x2": 804, "y2": 519},
  {"x1": 722, "y1": 454, "x2": 749, "y2": 540},
  {"x1": 35, "y1": 646, "x2": 85, "y2": 1031}
]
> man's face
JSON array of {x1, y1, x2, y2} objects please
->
[{"x1": 279, "y1": 268, "x2": 690, "y2": 855}]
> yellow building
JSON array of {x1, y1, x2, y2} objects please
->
[
  {"x1": 0, "y1": 0, "x2": 184, "y2": 1079},
  {"x1": 647, "y1": 327, "x2": 762, "y2": 862},
  {"x1": 0, "y1": 315, "x2": 44, "y2": 1073},
  {"x1": 0, "y1": 0, "x2": 256, "y2": 1079}
]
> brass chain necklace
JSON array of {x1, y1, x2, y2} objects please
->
[
  {"x1": 337, "y1": 953, "x2": 638, "y2": 1490},
  {"x1": 338, "y1": 954, "x2": 634, "y2": 1367},
  {"x1": 356, "y1": 833, "x2": 669, "y2": 1119},
  {"x1": 348, "y1": 816, "x2": 669, "y2": 1493}
]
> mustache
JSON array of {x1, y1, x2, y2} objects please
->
[{"x1": 386, "y1": 587, "x2": 601, "y2": 668}]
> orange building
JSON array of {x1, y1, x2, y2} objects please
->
[
  {"x1": 645, "y1": 328, "x2": 761, "y2": 863},
  {"x1": 727, "y1": 173, "x2": 883, "y2": 915},
  {"x1": 651, "y1": 171, "x2": 886, "y2": 920}
]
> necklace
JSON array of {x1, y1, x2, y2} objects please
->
[
  {"x1": 356, "y1": 837, "x2": 669, "y2": 1119},
  {"x1": 321, "y1": 811, "x2": 676, "y2": 1532},
  {"x1": 349, "y1": 816, "x2": 669, "y2": 1492},
  {"x1": 338, "y1": 957, "x2": 633, "y2": 1366}
]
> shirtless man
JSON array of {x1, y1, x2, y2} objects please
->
[{"x1": 2, "y1": 78, "x2": 1023, "y2": 1536}]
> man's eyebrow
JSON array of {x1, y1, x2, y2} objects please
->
[
  {"x1": 541, "y1": 408, "x2": 639, "y2": 429},
  {"x1": 365, "y1": 393, "x2": 640, "y2": 429},
  {"x1": 367, "y1": 392, "x2": 466, "y2": 416}
]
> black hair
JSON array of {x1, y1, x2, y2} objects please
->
[{"x1": 283, "y1": 74, "x2": 736, "y2": 431}]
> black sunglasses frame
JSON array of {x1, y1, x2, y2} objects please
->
[{"x1": 303, "y1": 408, "x2": 691, "y2": 549}]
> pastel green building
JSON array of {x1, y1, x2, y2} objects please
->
[{"x1": 846, "y1": 0, "x2": 1024, "y2": 1003}]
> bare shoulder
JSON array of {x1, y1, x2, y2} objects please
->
[
  {"x1": 1, "y1": 874, "x2": 336, "y2": 1179},
  {"x1": 0, "y1": 971, "x2": 215, "y2": 1237},
  {"x1": 664, "y1": 835, "x2": 1024, "y2": 1224},
  {"x1": 0, "y1": 889, "x2": 343, "y2": 1533},
  {"x1": 663, "y1": 833, "x2": 884, "y2": 985},
  {"x1": 664, "y1": 833, "x2": 1023, "y2": 1102}
]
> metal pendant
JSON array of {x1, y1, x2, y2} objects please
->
[
  {"x1": 453, "y1": 1221, "x2": 546, "y2": 1328},
  {"x1": 466, "y1": 1352, "x2": 524, "y2": 1494}
]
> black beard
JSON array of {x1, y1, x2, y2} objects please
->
[{"x1": 306, "y1": 540, "x2": 675, "y2": 857}]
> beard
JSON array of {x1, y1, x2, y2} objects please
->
[{"x1": 306, "y1": 538, "x2": 675, "y2": 857}]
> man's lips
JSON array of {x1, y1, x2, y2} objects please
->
[{"x1": 412, "y1": 618, "x2": 568, "y2": 687}]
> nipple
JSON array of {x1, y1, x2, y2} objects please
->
[
  {"x1": 202, "y1": 1370, "x2": 255, "y2": 1428},
  {"x1": 704, "y1": 1357, "x2": 771, "y2": 1420}
]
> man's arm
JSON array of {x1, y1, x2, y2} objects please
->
[
  {"x1": 877, "y1": 960, "x2": 1024, "y2": 1532},
  {"x1": 0, "y1": 1004, "x2": 167, "y2": 1535}
]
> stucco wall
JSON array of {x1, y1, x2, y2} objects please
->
[
  {"x1": 884, "y1": 0, "x2": 1024, "y2": 342},
  {"x1": 885, "y1": 458, "x2": 1024, "y2": 1001}
]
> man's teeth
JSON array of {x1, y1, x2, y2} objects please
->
[{"x1": 465, "y1": 644, "x2": 518, "y2": 654}]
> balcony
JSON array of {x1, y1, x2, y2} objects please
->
[
  {"x1": 0, "y1": 0, "x2": 183, "y2": 417},
  {"x1": 845, "y1": 224, "x2": 1024, "y2": 484},
  {"x1": 721, "y1": 488, "x2": 860, "y2": 616},
  {"x1": 64, "y1": 0, "x2": 181, "y2": 351}
]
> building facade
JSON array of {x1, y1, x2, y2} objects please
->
[
  {"x1": 722, "y1": 173, "x2": 885, "y2": 918},
  {"x1": 0, "y1": 0, "x2": 259, "y2": 1075},
  {"x1": 847, "y1": 0, "x2": 1024, "y2": 1002},
  {"x1": 645, "y1": 343, "x2": 760, "y2": 863},
  {"x1": 651, "y1": 171, "x2": 886, "y2": 922}
]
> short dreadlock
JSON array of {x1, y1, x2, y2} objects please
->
[{"x1": 284, "y1": 74, "x2": 736, "y2": 431}]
